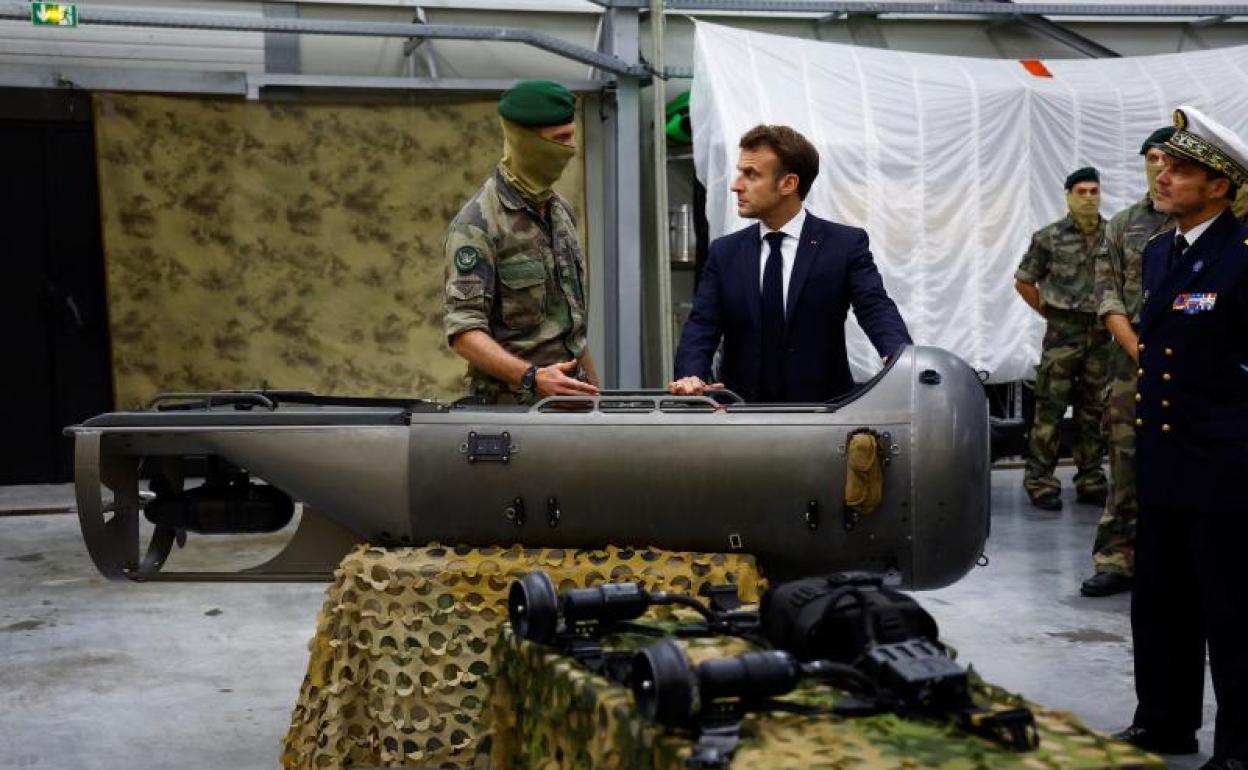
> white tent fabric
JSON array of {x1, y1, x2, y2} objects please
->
[{"x1": 690, "y1": 23, "x2": 1248, "y2": 383}]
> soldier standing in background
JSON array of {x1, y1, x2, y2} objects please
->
[
  {"x1": 1234, "y1": 182, "x2": 1248, "y2": 225},
  {"x1": 1080, "y1": 127, "x2": 1174, "y2": 598},
  {"x1": 1014, "y1": 167, "x2": 1111, "y2": 511},
  {"x1": 443, "y1": 80, "x2": 599, "y2": 404}
]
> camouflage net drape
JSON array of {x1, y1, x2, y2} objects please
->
[
  {"x1": 280, "y1": 544, "x2": 764, "y2": 770},
  {"x1": 487, "y1": 625, "x2": 1165, "y2": 770},
  {"x1": 91, "y1": 93, "x2": 586, "y2": 409}
]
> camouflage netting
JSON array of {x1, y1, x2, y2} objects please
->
[
  {"x1": 280, "y1": 544, "x2": 765, "y2": 770},
  {"x1": 91, "y1": 92, "x2": 587, "y2": 408},
  {"x1": 487, "y1": 624, "x2": 1165, "y2": 770}
]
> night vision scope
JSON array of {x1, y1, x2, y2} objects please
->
[
  {"x1": 632, "y1": 638, "x2": 880, "y2": 726},
  {"x1": 508, "y1": 571, "x2": 720, "y2": 645}
]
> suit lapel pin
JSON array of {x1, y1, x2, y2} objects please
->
[{"x1": 1192, "y1": 260, "x2": 1204, "y2": 272}]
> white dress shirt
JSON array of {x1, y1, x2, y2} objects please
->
[
  {"x1": 1175, "y1": 210, "x2": 1218, "y2": 250},
  {"x1": 757, "y1": 207, "x2": 807, "y2": 312}
]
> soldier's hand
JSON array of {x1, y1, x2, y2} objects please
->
[
  {"x1": 667, "y1": 376, "x2": 725, "y2": 396},
  {"x1": 536, "y1": 360, "x2": 599, "y2": 397}
]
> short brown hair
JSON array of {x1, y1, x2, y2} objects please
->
[{"x1": 739, "y1": 124, "x2": 820, "y2": 200}]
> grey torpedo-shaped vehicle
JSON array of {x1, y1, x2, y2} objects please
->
[{"x1": 65, "y1": 345, "x2": 989, "y2": 589}]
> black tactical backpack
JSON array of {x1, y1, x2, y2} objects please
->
[{"x1": 760, "y1": 571, "x2": 941, "y2": 662}]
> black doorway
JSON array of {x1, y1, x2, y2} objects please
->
[{"x1": 0, "y1": 89, "x2": 114, "y2": 484}]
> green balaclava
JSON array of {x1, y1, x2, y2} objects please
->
[
  {"x1": 1064, "y1": 166, "x2": 1101, "y2": 235},
  {"x1": 497, "y1": 80, "x2": 577, "y2": 203},
  {"x1": 1140, "y1": 126, "x2": 1175, "y2": 200},
  {"x1": 500, "y1": 119, "x2": 575, "y2": 203}
]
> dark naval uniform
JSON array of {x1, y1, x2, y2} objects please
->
[{"x1": 1132, "y1": 208, "x2": 1248, "y2": 759}]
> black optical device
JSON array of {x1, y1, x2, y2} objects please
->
[
  {"x1": 508, "y1": 570, "x2": 752, "y2": 646},
  {"x1": 508, "y1": 571, "x2": 723, "y2": 646},
  {"x1": 633, "y1": 637, "x2": 876, "y2": 727},
  {"x1": 632, "y1": 638, "x2": 877, "y2": 768},
  {"x1": 507, "y1": 571, "x2": 749, "y2": 685},
  {"x1": 634, "y1": 572, "x2": 1040, "y2": 759},
  {"x1": 759, "y1": 571, "x2": 985, "y2": 716}
]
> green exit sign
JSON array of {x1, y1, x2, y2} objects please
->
[{"x1": 31, "y1": 2, "x2": 77, "y2": 27}]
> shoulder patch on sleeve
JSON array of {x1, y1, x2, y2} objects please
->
[{"x1": 454, "y1": 245, "x2": 481, "y2": 273}]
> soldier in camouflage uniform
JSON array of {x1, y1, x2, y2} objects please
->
[
  {"x1": 1235, "y1": 179, "x2": 1248, "y2": 224},
  {"x1": 1080, "y1": 127, "x2": 1174, "y2": 598},
  {"x1": 1014, "y1": 167, "x2": 1111, "y2": 511},
  {"x1": 443, "y1": 80, "x2": 599, "y2": 405}
]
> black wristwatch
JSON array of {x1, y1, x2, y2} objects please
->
[{"x1": 520, "y1": 364, "x2": 538, "y2": 394}]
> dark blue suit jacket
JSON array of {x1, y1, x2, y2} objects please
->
[
  {"x1": 1136, "y1": 208, "x2": 1248, "y2": 513},
  {"x1": 674, "y1": 212, "x2": 912, "y2": 402}
]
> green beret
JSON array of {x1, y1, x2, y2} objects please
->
[
  {"x1": 498, "y1": 80, "x2": 575, "y2": 127},
  {"x1": 1064, "y1": 166, "x2": 1099, "y2": 190},
  {"x1": 1139, "y1": 126, "x2": 1176, "y2": 155}
]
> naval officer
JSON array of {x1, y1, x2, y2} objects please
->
[{"x1": 1114, "y1": 106, "x2": 1248, "y2": 770}]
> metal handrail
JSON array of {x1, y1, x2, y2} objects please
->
[
  {"x1": 147, "y1": 392, "x2": 277, "y2": 411},
  {"x1": 533, "y1": 388, "x2": 748, "y2": 412}
]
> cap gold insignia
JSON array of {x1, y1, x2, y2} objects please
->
[
  {"x1": 1165, "y1": 129, "x2": 1248, "y2": 187},
  {"x1": 1173, "y1": 108, "x2": 1188, "y2": 131}
]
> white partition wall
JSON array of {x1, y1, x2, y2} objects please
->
[{"x1": 692, "y1": 21, "x2": 1248, "y2": 382}]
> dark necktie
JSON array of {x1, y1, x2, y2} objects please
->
[
  {"x1": 760, "y1": 231, "x2": 786, "y2": 402},
  {"x1": 1168, "y1": 233, "x2": 1189, "y2": 270}
]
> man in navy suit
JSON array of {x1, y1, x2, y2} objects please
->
[
  {"x1": 669, "y1": 125, "x2": 911, "y2": 402},
  {"x1": 1113, "y1": 106, "x2": 1248, "y2": 770}
]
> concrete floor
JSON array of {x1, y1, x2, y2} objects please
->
[{"x1": 0, "y1": 467, "x2": 1216, "y2": 770}]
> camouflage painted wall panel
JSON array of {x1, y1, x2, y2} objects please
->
[{"x1": 92, "y1": 92, "x2": 586, "y2": 408}]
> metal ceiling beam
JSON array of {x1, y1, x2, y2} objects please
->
[
  {"x1": 32, "y1": 0, "x2": 1242, "y2": 16},
  {"x1": 0, "y1": 65, "x2": 611, "y2": 96},
  {"x1": 1006, "y1": 15, "x2": 1119, "y2": 55},
  {"x1": 0, "y1": 1, "x2": 647, "y2": 77},
  {"x1": 985, "y1": 0, "x2": 1119, "y2": 57},
  {"x1": 0, "y1": 64, "x2": 249, "y2": 94},
  {"x1": 251, "y1": 73, "x2": 610, "y2": 92},
  {"x1": 584, "y1": 0, "x2": 650, "y2": 7},
  {"x1": 663, "y1": 1, "x2": 1248, "y2": 16},
  {"x1": 262, "y1": 2, "x2": 300, "y2": 75},
  {"x1": 160, "y1": 0, "x2": 1248, "y2": 14},
  {"x1": 1189, "y1": 13, "x2": 1232, "y2": 26}
]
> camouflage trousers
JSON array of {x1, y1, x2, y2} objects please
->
[
  {"x1": 1092, "y1": 344, "x2": 1138, "y2": 576},
  {"x1": 1024, "y1": 309, "x2": 1110, "y2": 500}
]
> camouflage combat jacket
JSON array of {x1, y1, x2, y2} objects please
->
[
  {"x1": 443, "y1": 167, "x2": 589, "y2": 402},
  {"x1": 1015, "y1": 213, "x2": 1107, "y2": 313},
  {"x1": 1095, "y1": 195, "x2": 1171, "y2": 325}
]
